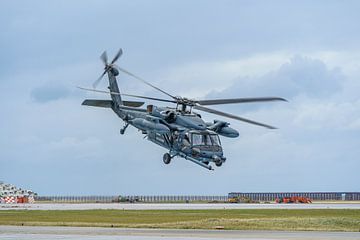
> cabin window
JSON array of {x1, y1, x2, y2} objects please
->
[{"x1": 155, "y1": 133, "x2": 164, "y2": 143}]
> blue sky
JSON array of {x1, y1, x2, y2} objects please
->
[{"x1": 1, "y1": 1, "x2": 360, "y2": 195}]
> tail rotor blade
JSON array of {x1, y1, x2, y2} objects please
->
[
  {"x1": 100, "y1": 51, "x2": 108, "y2": 66},
  {"x1": 92, "y1": 70, "x2": 106, "y2": 89},
  {"x1": 111, "y1": 48, "x2": 123, "y2": 64}
]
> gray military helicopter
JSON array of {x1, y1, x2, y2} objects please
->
[{"x1": 79, "y1": 49, "x2": 286, "y2": 170}]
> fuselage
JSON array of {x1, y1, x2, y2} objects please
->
[{"x1": 112, "y1": 104, "x2": 226, "y2": 164}]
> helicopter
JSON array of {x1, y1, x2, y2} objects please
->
[{"x1": 79, "y1": 49, "x2": 286, "y2": 170}]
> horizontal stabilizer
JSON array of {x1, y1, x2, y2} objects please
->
[
  {"x1": 123, "y1": 100, "x2": 145, "y2": 107},
  {"x1": 82, "y1": 99, "x2": 113, "y2": 108},
  {"x1": 82, "y1": 99, "x2": 144, "y2": 108}
]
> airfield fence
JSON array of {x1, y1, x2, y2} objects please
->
[
  {"x1": 35, "y1": 195, "x2": 228, "y2": 203},
  {"x1": 34, "y1": 192, "x2": 360, "y2": 203}
]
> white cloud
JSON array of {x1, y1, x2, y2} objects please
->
[
  {"x1": 149, "y1": 50, "x2": 360, "y2": 100},
  {"x1": 153, "y1": 52, "x2": 292, "y2": 98},
  {"x1": 292, "y1": 99, "x2": 360, "y2": 130}
]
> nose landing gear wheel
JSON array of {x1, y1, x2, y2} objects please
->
[
  {"x1": 215, "y1": 161, "x2": 222, "y2": 167},
  {"x1": 163, "y1": 153, "x2": 171, "y2": 164}
]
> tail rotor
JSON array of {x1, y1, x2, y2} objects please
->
[{"x1": 92, "y1": 49, "x2": 123, "y2": 89}]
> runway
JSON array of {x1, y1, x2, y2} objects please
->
[
  {"x1": 1, "y1": 203, "x2": 360, "y2": 210},
  {"x1": 1, "y1": 226, "x2": 360, "y2": 240}
]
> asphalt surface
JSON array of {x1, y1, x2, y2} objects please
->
[
  {"x1": 1, "y1": 203, "x2": 360, "y2": 210},
  {"x1": 1, "y1": 226, "x2": 360, "y2": 240}
]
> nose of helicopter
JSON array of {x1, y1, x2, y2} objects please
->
[{"x1": 197, "y1": 146, "x2": 223, "y2": 158}]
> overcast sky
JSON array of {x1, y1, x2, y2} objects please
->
[{"x1": 1, "y1": 0, "x2": 360, "y2": 195}]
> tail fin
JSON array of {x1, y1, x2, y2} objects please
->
[
  {"x1": 93, "y1": 49, "x2": 124, "y2": 107},
  {"x1": 107, "y1": 68, "x2": 123, "y2": 106}
]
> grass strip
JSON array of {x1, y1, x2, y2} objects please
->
[{"x1": 0, "y1": 209, "x2": 359, "y2": 232}]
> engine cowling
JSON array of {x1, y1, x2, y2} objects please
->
[
  {"x1": 130, "y1": 117, "x2": 170, "y2": 134},
  {"x1": 160, "y1": 109, "x2": 177, "y2": 123}
]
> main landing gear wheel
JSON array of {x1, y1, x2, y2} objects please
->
[
  {"x1": 163, "y1": 153, "x2": 171, "y2": 164},
  {"x1": 215, "y1": 161, "x2": 222, "y2": 167},
  {"x1": 120, "y1": 123, "x2": 129, "y2": 135}
]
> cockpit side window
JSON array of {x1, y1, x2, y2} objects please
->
[
  {"x1": 191, "y1": 133, "x2": 218, "y2": 146},
  {"x1": 210, "y1": 134, "x2": 221, "y2": 146}
]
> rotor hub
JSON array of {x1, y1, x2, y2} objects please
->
[{"x1": 175, "y1": 96, "x2": 196, "y2": 107}]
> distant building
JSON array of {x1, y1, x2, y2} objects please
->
[{"x1": 0, "y1": 181, "x2": 36, "y2": 198}]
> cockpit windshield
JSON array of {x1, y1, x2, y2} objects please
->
[
  {"x1": 192, "y1": 133, "x2": 203, "y2": 146},
  {"x1": 191, "y1": 133, "x2": 221, "y2": 146}
]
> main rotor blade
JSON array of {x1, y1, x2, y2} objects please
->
[
  {"x1": 111, "y1": 48, "x2": 123, "y2": 64},
  {"x1": 78, "y1": 86, "x2": 117, "y2": 95},
  {"x1": 193, "y1": 105, "x2": 277, "y2": 129},
  {"x1": 77, "y1": 86, "x2": 177, "y2": 103},
  {"x1": 116, "y1": 66, "x2": 176, "y2": 100},
  {"x1": 100, "y1": 51, "x2": 108, "y2": 66},
  {"x1": 196, "y1": 97, "x2": 287, "y2": 106},
  {"x1": 122, "y1": 93, "x2": 177, "y2": 103},
  {"x1": 92, "y1": 70, "x2": 107, "y2": 89}
]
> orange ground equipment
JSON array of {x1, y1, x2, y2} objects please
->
[{"x1": 275, "y1": 196, "x2": 312, "y2": 203}]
